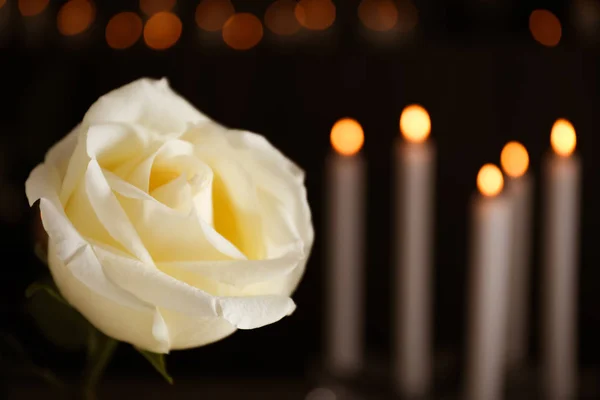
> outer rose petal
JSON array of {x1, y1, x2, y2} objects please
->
[
  {"x1": 48, "y1": 245, "x2": 170, "y2": 353},
  {"x1": 83, "y1": 78, "x2": 209, "y2": 135},
  {"x1": 94, "y1": 245, "x2": 297, "y2": 329},
  {"x1": 26, "y1": 163, "x2": 169, "y2": 352},
  {"x1": 224, "y1": 131, "x2": 314, "y2": 295}
]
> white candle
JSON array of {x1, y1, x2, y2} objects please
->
[
  {"x1": 500, "y1": 142, "x2": 533, "y2": 369},
  {"x1": 393, "y1": 104, "x2": 435, "y2": 397},
  {"x1": 325, "y1": 118, "x2": 366, "y2": 377},
  {"x1": 541, "y1": 119, "x2": 581, "y2": 400},
  {"x1": 465, "y1": 164, "x2": 512, "y2": 400}
]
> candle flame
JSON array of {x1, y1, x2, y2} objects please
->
[
  {"x1": 500, "y1": 141, "x2": 529, "y2": 178},
  {"x1": 477, "y1": 164, "x2": 504, "y2": 197},
  {"x1": 331, "y1": 118, "x2": 364, "y2": 156},
  {"x1": 400, "y1": 104, "x2": 430, "y2": 144},
  {"x1": 550, "y1": 118, "x2": 576, "y2": 157}
]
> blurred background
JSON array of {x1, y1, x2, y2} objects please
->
[{"x1": 1, "y1": 0, "x2": 600, "y2": 398}]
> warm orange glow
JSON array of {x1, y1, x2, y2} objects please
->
[
  {"x1": 529, "y1": 9, "x2": 562, "y2": 47},
  {"x1": 195, "y1": 0, "x2": 234, "y2": 32},
  {"x1": 477, "y1": 164, "x2": 504, "y2": 197},
  {"x1": 358, "y1": 0, "x2": 398, "y2": 32},
  {"x1": 400, "y1": 104, "x2": 431, "y2": 143},
  {"x1": 265, "y1": 0, "x2": 301, "y2": 36},
  {"x1": 396, "y1": 0, "x2": 418, "y2": 33},
  {"x1": 18, "y1": 0, "x2": 49, "y2": 17},
  {"x1": 295, "y1": 0, "x2": 336, "y2": 31},
  {"x1": 500, "y1": 141, "x2": 529, "y2": 178},
  {"x1": 222, "y1": 13, "x2": 263, "y2": 50},
  {"x1": 144, "y1": 11, "x2": 182, "y2": 50},
  {"x1": 140, "y1": 0, "x2": 175, "y2": 16},
  {"x1": 57, "y1": 0, "x2": 95, "y2": 36},
  {"x1": 106, "y1": 12, "x2": 143, "y2": 50},
  {"x1": 331, "y1": 118, "x2": 364, "y2": 156},
  {"x1": 0, "y1": 0, "x2": 6, "y2": 10},
  {"x1": 550, "y1": 119, "x2": 577, "y2": 157}
]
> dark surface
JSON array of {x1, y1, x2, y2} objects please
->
[{"x1": 0, "y1": 0, "x2": 599, "y2": 395}]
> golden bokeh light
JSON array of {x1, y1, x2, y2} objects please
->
[
  {"x1": 550, "y1": 118, "x2": 577, "y2": 157},
  {"x1": 18, "y1": 0, "x2": 49, "y2": 17},
  {"x1": 400, "y1": 104, "x2": 431, "y2": 143},
  {"x1": 140, "y1": 0, "x2": 175, "y2": 16},
  {"x1": 106, "y1": 12, "x2": 143, "y2": 50},
  {"x1": 477, "y1": 164, "x2": 504, "y2": 197},
  {"x1": 57, "y1": 0, "x2": 95, "y2": 36},
  {"x1": 144, "y1": 11, "x2": 182, "y2": 50},
  {"x1": 500, "y1": 141, "x2": 529, "y2": 178},
  {"x1": 529, "y1": 9, "x2": 562, "y2": 47},
  {"x1": 195, "y1": 0, "x2": 234, "y2": 32},
  {"x1": 358, "y1": 0, "x2": 398, "y2": 32},
  {"x1": 222, "y1": 13, "x2": 263, "y2": 50},
  {"x1": 295, "y1": 0, "x2": 336, "y2": 31},
  {"x1": 331, "y1": 118, "x2": 364, "y2": 156},
  {"x1": 397, "y1": 0, "x2": 418, "y2": 33},
  {"x1": 265, "y1": 0, "x2": 301, "y2": 36}
]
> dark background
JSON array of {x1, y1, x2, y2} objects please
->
[{"x1": 1, "y1": 0, "x2": 599, "y2": 397}]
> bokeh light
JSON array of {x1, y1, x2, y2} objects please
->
[
  {"x1": 57, "y1": 0, "x2": 95, "y2": 36},
  {"x1": 331, "y1": 118, "x2": 364, "y2": 156},
  {"x1": 0, "y1": 0, "x2": 6, "y2": 10},
  {"x1": 551, "y1": 119, "x2": 577, "y2": 157},
  {"x1": 140, "y1": 0, "x2": 175, "y2": 16},
  {"x1": 398, "y1": 0, "x2": 418, "y2": 32},
  {"x1": 222, "y1": 13, "x2": 263, "y2": 50},
  {"x1": 477, "y1": 164, "x2": 504, "y2": 197},
  {"x1": 18, "y1": 0, "x2": 49, "y2": 17},
  {"x1": 144, "y1": 11, "x2": 182, "y2": 50},
  {"x1": 529, "y1": 9, "x2": 562, "y2": 47},
  {"x1": 358, "y1": 0, "x2": 398, "y2": 32},
  {"x1": 295, "y1": 0, "x2": 336, "y2": 31},
  {"x1": 500, "y1": 141, "x2": 529, "y2": 178},
  {"x1": 265, "y1": 0, "x2": 301, "y2": 36},
  {"x1": 106, "y1": 12, "x2": 143, "y2": 50},
  {"x1": 195, "y1": 0, "x2": 234, "y2": 32},
  {"x1": 400, "y1": 104, "x2": 431, "y2": 143}
]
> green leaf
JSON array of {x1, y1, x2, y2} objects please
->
[
  {"x1": 82, "y1": 328, "x2": 118, "y2": 398},
  {"x1": 25, "y1": 281, "x2": 90, "y2": 351},
  {"x1": 34, "y1": 242, "x2": 48, "y2": 266},
  {"x1": 135, "y1": 348, "x2": 174, "y2": 384},
  {"x1": 25, "y1": 282, "x2": 67, "y2": 305}
]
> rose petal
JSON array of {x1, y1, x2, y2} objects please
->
[
  {"x1": 45, "y1": 124, "x2": 82, "y2": 182},
  {"x1": 48, "y1": 244, "x2": 169, "y2": 353},
  {"x1": 211, "y1": 158, "x2": 265, "y2": 260},
  {"x1": 26, "y1": 164, "x2": 166, "y2": 352},
  {"x1": 159, "y1": 310, "x2": 236, "y2": 350},
  {"x1": 103, "y1": 169, "x2": 245, "y2": 262},
  {"x1": 150, "y1": 174, "x2": 192, "y2": 213},
  {"x1": 95, "y1": 246, "x2": 296, "y2": 329},
  {"x1": 157, "y1": 242, "x2": 304, "y2": 290},
  {"x1": 83, "y1": 78, "x2": 209, "y2": 135},
  {"x1": 85, "y1": 159, "x2": 153, "y2": 264},
  {"x1": 85, "y1": 123, "x2": 149, "y2": 171}
]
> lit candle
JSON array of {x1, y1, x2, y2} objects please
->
[
  {"x1": 393, "y1": 104, "x2": 435, "y2": 397},
  {"x1": 325, "y1": 118, "x2": 365, "y2": 377},
  {"x1": 500, "y1": 142, "x2": 533, "y2": 369},
  {"x1": 465, "y1": 164, "x2": 512, "y2": 400},
  {"x1": 541, "y1": 119, "x2": 580, "y2": 400}
]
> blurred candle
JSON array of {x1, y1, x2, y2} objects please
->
[
  {"x1": 393, "y1": 104, "x2": 435, "y2": 397},
  {"x1": 465, "y1": 164, "x2": 512, "y2": 400},
  {"x1": 325, "y1": 118, "x2": 365, "y2": 377},
  {"x1": 541, "y1": 119, "x2": 580, "y2": 400},
  {"x1": 500, "y1": 141, "x2": 533, "y2": 369}
]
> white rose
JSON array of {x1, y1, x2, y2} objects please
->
[{"x1": 25, "y1": 78, "x2": 314, "y2": 353}]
